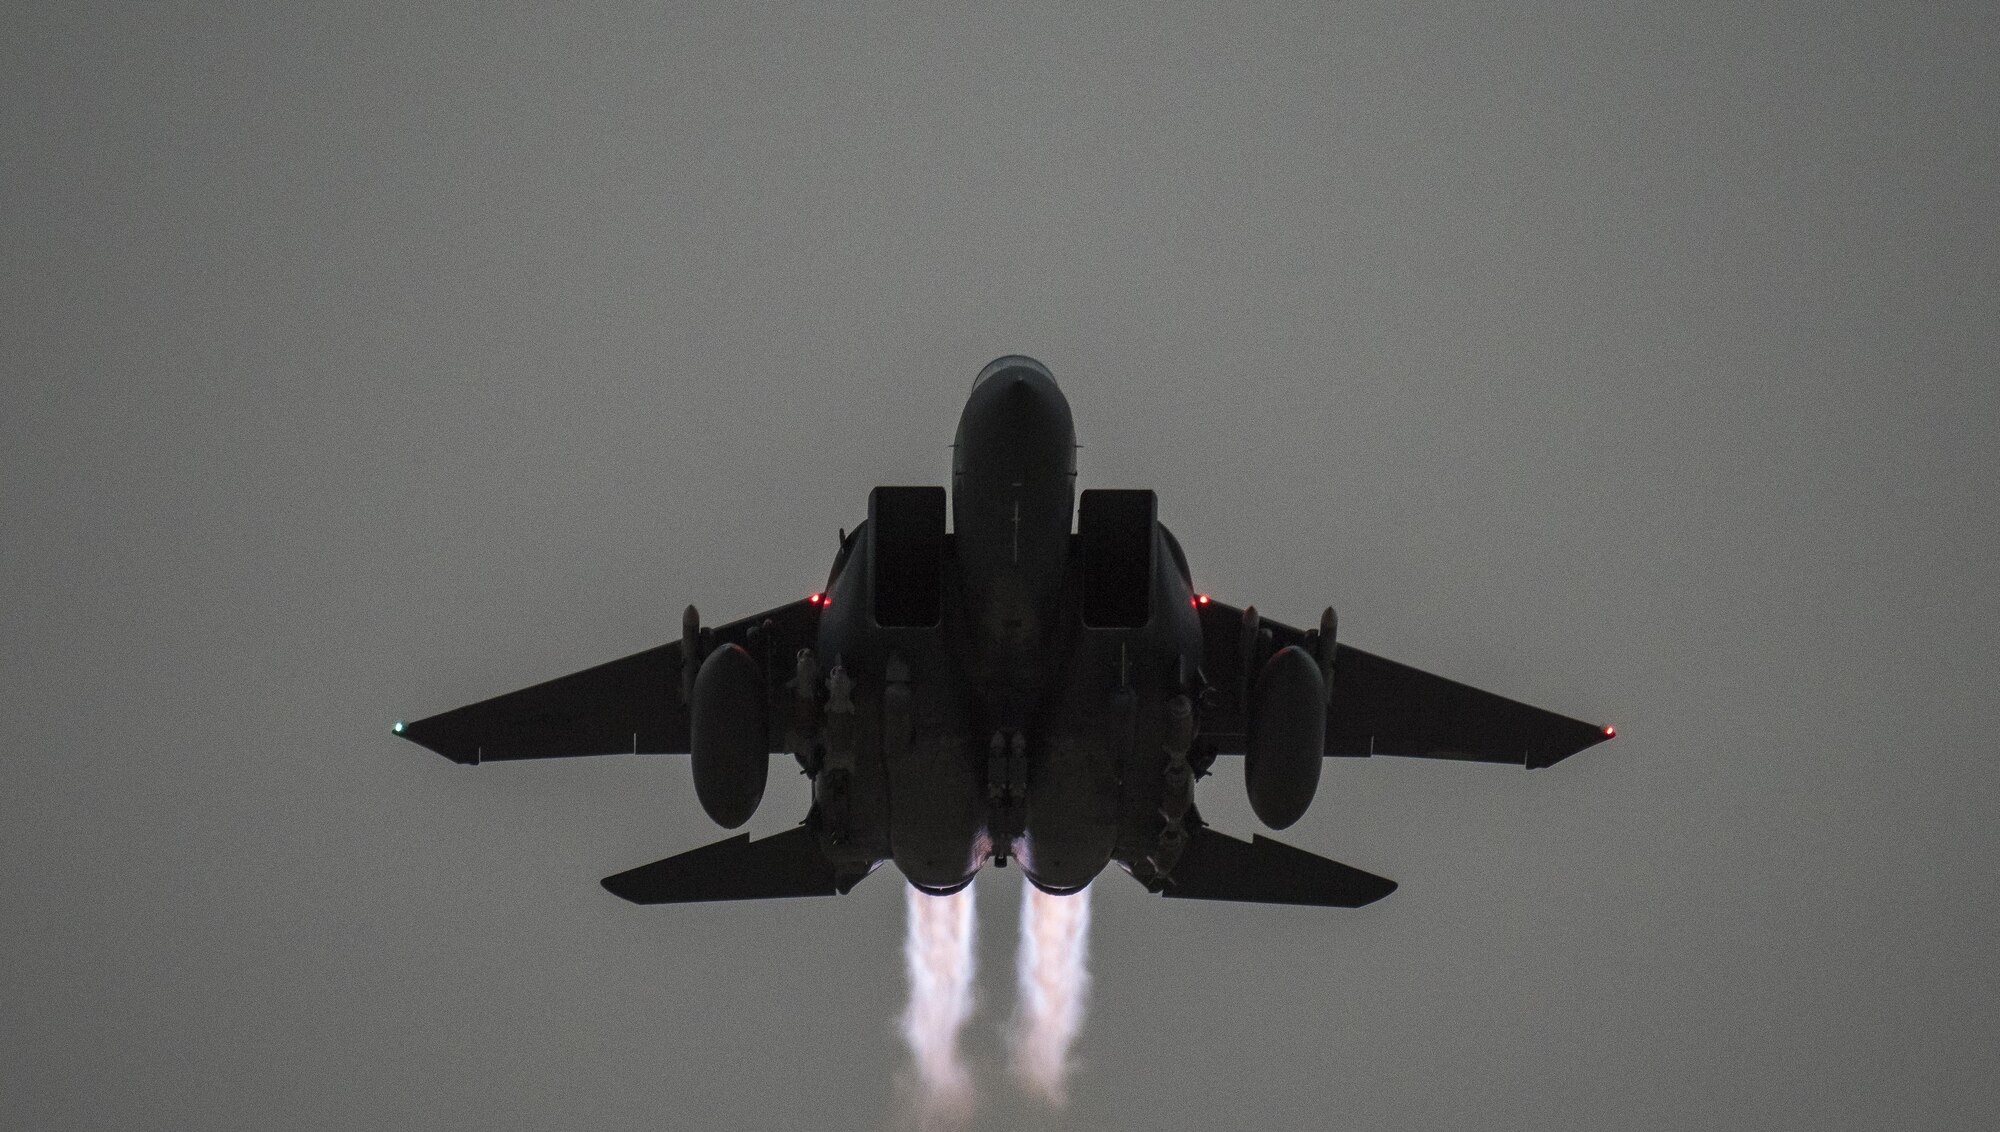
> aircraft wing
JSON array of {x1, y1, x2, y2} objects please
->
[
  {"x1": 395, "y1": 599, "x2": 818, "y2": 764},
  {"x1": 1196, "y1": 600, "x2": 1612, "y2": 769}
]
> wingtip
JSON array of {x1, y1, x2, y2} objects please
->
[
  {"x1": 1575, "y1": 721, "x2": 1619, "y2": 757},
  {"x1": 392, "y1": 715, "x2": 480, "y2": 764},
  {"x1": 1525, "y1": 718, "x2": 1618, "y2": 769},
  {"x1": 1337, "y1": 861, "x2": 1398, "y2": 907},
  {"x1": 600, "y1": 872, "x2": 644, "y2": 904}
]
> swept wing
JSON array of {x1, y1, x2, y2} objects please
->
[
  {"x1": 395, "y1": 599, "x2": 817, "y2": 764},
  {"x1": 1196, "y1": 600, "x2": 1611, "y2": 768}
]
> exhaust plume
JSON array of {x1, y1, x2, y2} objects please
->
[
  {"x1": 899, "y1": 881, "x2": 978, "y2": 1130},
  {"x1": 1010, "y1": 881, "x2": 1091, "y2": 1104}
]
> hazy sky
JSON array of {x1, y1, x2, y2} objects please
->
[{"x1": 5, "y1": 3, "x2": 1995, "y2": 1129}]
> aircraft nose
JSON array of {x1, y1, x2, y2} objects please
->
[
  {"x1": 972, "y1": 354, "x2": 1055, "y2": 391},
  {"x1": 954, "y1": 355, "x2": 1075, "y2": 480},
  {"x1": 967, "y1": 356, "x2": 1069, "y2": 436}
]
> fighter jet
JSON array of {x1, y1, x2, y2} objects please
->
[{"x1": 395, "y1": 356, "x2": 1613, "y2": 908}]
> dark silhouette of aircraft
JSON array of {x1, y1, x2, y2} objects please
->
[{"x1": 396, "y1": 356, "x2": 1613, "y2": 907}]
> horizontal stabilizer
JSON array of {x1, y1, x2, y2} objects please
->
[
  {"x1": 1149, "y1": 827, "x2": 1396, "y2": 908},
  {"x1": 601, "y1": 825, "x2": 865, "y2": 904}
]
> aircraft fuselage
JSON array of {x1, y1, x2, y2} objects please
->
[{"x1": 809, "y1": 356, "x2": 1203, "y2": 895}]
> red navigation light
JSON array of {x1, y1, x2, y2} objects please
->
[
  {"x1": 1602, "y1": 725, "x2": 1617, "y2": 739},
  {"x1": 1196, "y1": 593, "x2": 1210, "y2": 605},
  {"x1": 808, "y1": 592, "x2": 824, "y2": 606}
]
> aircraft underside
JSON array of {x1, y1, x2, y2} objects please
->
[{"x1": 396, "y1": 356, "x2": 1612, "y2": 908}]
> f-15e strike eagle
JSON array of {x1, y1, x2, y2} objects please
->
[{"x1": 396, "y1": 356, "x2": 1613, "y2": 908}]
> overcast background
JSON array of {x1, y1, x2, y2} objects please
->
[{"x1": 5, "y1": 3, "x2": 1995, "y2": 1129}]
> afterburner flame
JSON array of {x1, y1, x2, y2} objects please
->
[
  {"x1": 899, "y1": 882, "x2": 978, "y2": 1130},
  {"x1": 1010, "y1": 882, "x2": 1091, "y2": 1104}
]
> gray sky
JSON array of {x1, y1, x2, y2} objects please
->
[{"x1": 5, "y1": 2, "x2": 1995, "y2": 1129}]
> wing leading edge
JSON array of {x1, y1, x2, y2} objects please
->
[
  {"x1": 1196, "y1": 600, "x2": 1612, "y2": 768},
  {"x1": 395, "y1": 599, "x2": 818, "y2": 764}
]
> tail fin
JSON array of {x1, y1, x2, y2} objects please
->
[
  {"x1": 601, "y1": 825, "x2": 873, "y2": 904},
  {"x1": 1144, "y1": 826, "x2": 1396, "y2": 908}
]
